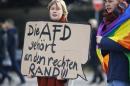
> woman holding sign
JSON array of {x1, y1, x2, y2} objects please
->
[{"x1": 37, "y1": 0, "x2": 68, "y2": 86}]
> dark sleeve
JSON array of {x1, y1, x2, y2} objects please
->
[
  {"x1": 0, "y1": 29, "x2": 5, "y2": 35},
  {"x1": 99, "y1": 37, "x2": 129, "y2": 51}
]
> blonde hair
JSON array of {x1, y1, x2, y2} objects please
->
[{"x1": 48, "y1": 0, "x2": 68, "y2": 16}]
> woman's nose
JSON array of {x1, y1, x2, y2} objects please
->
[{"x1": 53, "y1": 12, "x2": 57, "y2": 13}]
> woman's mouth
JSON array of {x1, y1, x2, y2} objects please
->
[
  {"x1": 52, "y1": 14, "x2": 58, "y2": 17},
  {"x1": 106, "y1": 8, "x2": 112, "y2": 12}
]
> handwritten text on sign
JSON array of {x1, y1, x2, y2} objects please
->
[{"x1": 21, "y1": 21, "x2": 91, "y2": 80}]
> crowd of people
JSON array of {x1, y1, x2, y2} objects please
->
[{"x1": 0, "y1": 0, "x2": 130, "y2": 86}]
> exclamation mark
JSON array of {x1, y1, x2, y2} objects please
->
[{"x1": 61, "y1": 69, "x2": 68, "y2": 78}]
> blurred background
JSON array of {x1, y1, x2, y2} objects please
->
[
  {"x1": 0, "y1": 0, "x2": 97, "y2": 49},
  {"x1": 1, "y1": 0, "x2": 129, "y2": 86}
]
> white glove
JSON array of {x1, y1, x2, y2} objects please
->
[{"x1": 96, "y1": 36, "x2": 102, "y2": 44}]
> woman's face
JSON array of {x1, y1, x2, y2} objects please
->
[
  {"x1": 104, "y1": 0, "x2": 119, "y2": 13},
  {"x1": 49, "y1": 2, "x2": 63, "y2": 21}
]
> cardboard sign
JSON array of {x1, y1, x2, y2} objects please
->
[{"x1": 21, "y1": 21, "x2": 91, "y2": 80}]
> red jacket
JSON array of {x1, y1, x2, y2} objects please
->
[{"x1": 37, "y1": 77, "x2": 66, "y2": 86}]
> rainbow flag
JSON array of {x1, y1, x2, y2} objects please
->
[{"x1": 96, "y1": 5, "x2": 130, "y2": 78}]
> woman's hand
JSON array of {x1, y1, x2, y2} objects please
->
[{"x1": 96, "y1": 36, "x2": 102, "y2": 44}]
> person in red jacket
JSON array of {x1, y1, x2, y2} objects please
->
[{"x1": 37, "y1": 0, "x2": 68, "y2": 86}]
